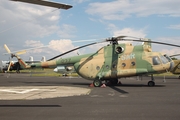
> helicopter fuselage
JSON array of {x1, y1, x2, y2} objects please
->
[{"x1": 73, "y1": 43, "x2": 173, "y2": 81}]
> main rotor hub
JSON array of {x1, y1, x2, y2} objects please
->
[{"x1": 106, "y1": 37, "x2": 118, "y2": 45}]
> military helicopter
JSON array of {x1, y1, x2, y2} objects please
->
[
  {"x1": 6, "y1": 0, "x2": 180, "y2": 86},
  {"x1": 10, "y1": 36, "x2": 180, "y2": 87}
]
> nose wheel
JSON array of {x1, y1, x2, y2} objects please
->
[
  {"x1": 148, "y1": 74, "x2": 155, "y2": 87},
  {"x1": 148, "y1": 81, "x2": 155, "y2": 87}
]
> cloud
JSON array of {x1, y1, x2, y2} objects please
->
[
  {"x1": 0, "y1": 0, "x2": 62, "y2": 45},
  {"x1": 0, "y1": 0, "x2": 76, "y2": 59},
  {"x1": 86, "y1": 0, "x2": 180, "y2": 20},
  {"x1": 0, "y1": 1, "x2": 61, "y2": 57},
  {"x1": 168, "y1": 24, "x2": 180, "y2": 30},
  {"x1": 156, "y1": 37, "x2": 180, "y2": 43},
  {"x1": 113, "y1": 28, "x2": 146, "y2": 38},
  {"x1": 57, "y1": 24, "x2": 77, "y2": 38},
  {"x1": 107, "y1": 23, "x2": 147, "y2": 38},
  {"x1": 152, "y1": 37, "x2": 180, "y2": 56},
  {"x1": 73, "y1": 0, "x2": 90, "y2": 3},
  {"x1": 21, "y1": 39, "x2": 80, "y2": 59},
  {"x1": 24, "y1": 40, "x2": 45, "y2": 54},
  {"x1": 49, "y1": 39, "x2": 75, "y2": 53}
]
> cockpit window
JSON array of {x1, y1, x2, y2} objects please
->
[
  {"x1": 152, "y1": 56, "x2": 161, "y2": 65},
  {"x1": 160, "y1": 55, "x2": 169, "y2": 64}
]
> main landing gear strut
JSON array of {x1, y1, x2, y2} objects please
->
[{"x1": 147, "y1": 74, "x2": 155, "y2": 87}]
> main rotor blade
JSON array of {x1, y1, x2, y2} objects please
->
[
  {"x1": 169, "y1": 54, "x2": 180, "y2": 57},
  {"x1": 10, "y1": 0, "x2": 72, "y2": 9},
  {"x1": 116, "y1": 36, "x2": 141, "y2": 40},
  {"x1": 48, "y1": 42, "x2": 102, "y2": 61},
  {"x1": 118, "y1": 38, "x2": 180, "y2": 48}
]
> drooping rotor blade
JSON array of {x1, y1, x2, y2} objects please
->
[
  {"x1": 10, "y1": 0, "x2": 72, "y2": 9},
  {"x1": 169, "y1": 54, "x2": 180, "y2": 57},
  {"x1": 116, "y1": 36, "x2": 142, "y2": 40},
  {"x1": 48, "y1": 42, "x2": 103, "y2": 61},
  {"x1": 115, "y1": 36, "x2": 180, "y2": 48},
  {"x1": 71, "y1": 39, "x2": 99, "y2": 43}
]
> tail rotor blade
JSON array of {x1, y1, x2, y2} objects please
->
[
  {"x1": 4, "y1": 44, "x2": 11, "y2": 53},
  {"x1": 7, "y1": 61, "x2": 12, "y2": 72},
  {"x1": 16, "y1": 50, "x2": 26, "y2": 55}
]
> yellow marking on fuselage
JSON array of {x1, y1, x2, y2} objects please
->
[{"x1": 78, "y1": 47, "x2": 105, "y2": 79}]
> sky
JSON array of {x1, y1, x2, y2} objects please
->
[{"x1": 0, "y1": 0, "x2": 180, "y2": 61}]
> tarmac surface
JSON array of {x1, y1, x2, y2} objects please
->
[{"x1": 0, "y1": 73, "x2": 180, "y2": 120}]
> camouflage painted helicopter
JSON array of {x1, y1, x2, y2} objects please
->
[
  {"x1": 11, "y1": 36, "x2": 180, "y2": 87},
  {"x1": 7, "y1": 0, "x2": 180, "y2": 86}
]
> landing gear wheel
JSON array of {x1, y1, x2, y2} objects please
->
[
  {"x1": 93, "y1": 80, "x2": 102, "y2": 87},
  {"x1": 148, "y1": 81, "x2": 155, "y2": 87}
]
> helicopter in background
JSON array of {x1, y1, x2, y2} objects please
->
[
  {"x1": 0, "y1": 56, "x2": 46, "y2": 73},
  {"x1": 9, "y1": 36, "x2": 180, "y2": 87}
]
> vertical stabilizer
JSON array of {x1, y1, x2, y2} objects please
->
[
  {"x1": 41, "y1": 56, "x2": 46, "y2": 62},
  {"x1": 29, "y1": 56, "x2": 34, "y2": 61}
]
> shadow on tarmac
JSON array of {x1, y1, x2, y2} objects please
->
[
  {"x1": 114, "y1": 84, "x2": 166, "y2": 87},
  {"x1": 109, "y1": 86, "x2": 129, "y2": 94},
  {"x1": 16, "y1": 81, "x2": 166, "y2": 88},
  {"x1": 0, "y1": 105, "x2": 62, "y2": 107}
]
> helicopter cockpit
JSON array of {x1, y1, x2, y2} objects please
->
[
  {"x1": 163, "y1": 54, "x2": 174, "y2": 71},
  {"x1": 152, "y1": 54, "x2": 174, "y2": 71}
]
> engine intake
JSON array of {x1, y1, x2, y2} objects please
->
[{"x1": 116, "y1": 46, "x2": 124, "y2": 54}]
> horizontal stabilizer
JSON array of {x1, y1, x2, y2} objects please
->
[{"x1": 41, "y1": 56, "x2": 46, "y2": 62}]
